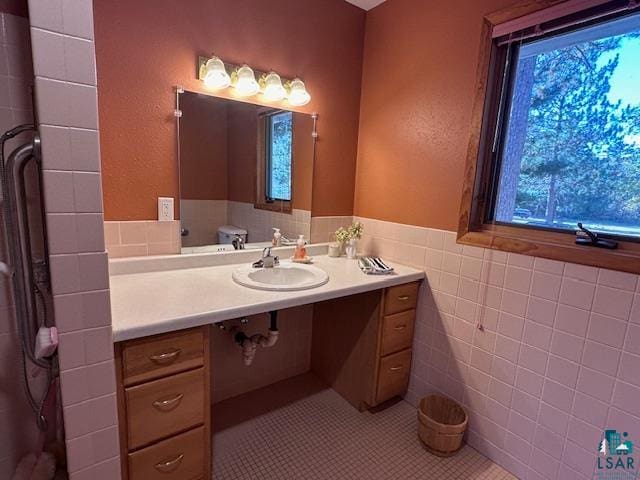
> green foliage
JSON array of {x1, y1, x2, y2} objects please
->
[
  {"x1": 348, "y1": 221, "x2": 364, "y2": 240},
  {"x1": 269, "y1": 112, "x2": 293, "y2": 201},
  {"x1": 335, "y1": 227, "x2": 350, "y2": 243},
  {"x1": 504, "y1": 31, "x2": 640, "y2": 230},
  {"x1": 334, "y1": 222, "x2": 364, "y2": 243}
]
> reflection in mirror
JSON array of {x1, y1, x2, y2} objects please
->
[{"x1": 178, "y1": 91, "x2": 315, "y2": 254}]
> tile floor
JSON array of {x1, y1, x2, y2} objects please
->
[{"x1": 212, "y1": 374, "x2": 516, "y2": 479}]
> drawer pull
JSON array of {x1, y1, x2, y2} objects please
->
[
  {"x1": 393, "y1": 324, "x2": 407, "y2": 331},
  {"x1": 149, "y1": 349, "x2": 182, "y2": 364},
  {"x1": 154, "y1": 453, "x2": 184, "y2": 473},
  {"x1": 397, "y1": 295, "x2": 411, "y2": 301},
  {"x1": 152, "y1": 393, "x2": 184, "y2": 412},
  {"x1": 390, "y1": 365, "x2": 404, "y2": 371}
]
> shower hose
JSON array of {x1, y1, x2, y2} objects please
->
[{"x1": 0, "y1": 124, "x2": 55, "y2": 432}]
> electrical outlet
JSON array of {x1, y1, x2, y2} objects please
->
[{"x1": 158, "y1": 197, "x2": 174, "y2": 221}]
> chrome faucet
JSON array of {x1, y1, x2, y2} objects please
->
[
  {"x1": 252, "y1": 247, "x2": 279, "y2": 268},
  {"x1": 232, "y1": 234, "x2": 245, "y2": 250}
]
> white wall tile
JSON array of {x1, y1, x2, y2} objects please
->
[
  {"x1": 30, "y1": 28, "x2": 65, "y2": 79},
  {"x1": 40, "y1": 125, "x2": 71, "y2": 170},
  {"x1": 69, "y1": 127, "x2": 100, "y2": 171},
  {"x1": 35, "y1": 76, "x2": 69, "y2": 125},
  {"x1": 67, "y1": 83, "x2": 98, "y2": 129},
  {"x1": 356, "y1": 216, "x2": 640, "y2": 480},
  {"x1": 28, "y1": 0, "x2": 64, "y2": 33},
  {"x1": 29, "y1": 0, "x2": 120, "y2": 474},
  {"x1": 61, "y1": 0, "x2": 94, "y2": 40},
  {"x1": 72, "y1": 171, "x2": 102, "y2": 212},
  {"x1": 64, "y1": 36, "x2": 96, "y2": 85}
]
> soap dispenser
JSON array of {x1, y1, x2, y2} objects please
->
[
  {"x1": 294, "y1": 234, "x2": 307, "y2": 260},
  {"x1": 272, "y1": 228, "x2": 282, "y2": 247}
]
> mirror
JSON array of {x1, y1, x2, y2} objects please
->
[{"x1": 178, "y1": 91, "x2": 315, "y2": 254}]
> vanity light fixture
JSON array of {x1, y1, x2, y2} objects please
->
[
  {"x1": 287, "y1": 78, "x2": 311, "y2": 106},
  {"x1": 197, "y1": 55, "x2": 311, "y2": 105},
  {"x1": 261, "y1": 72, "x2": 287, "y2": 102},
  {"x1": 233, "y1": 64, "x2": 260, "y2": 97},
  {"x1": 199, "y1": 55, "x2": 231, "y2": 90}
]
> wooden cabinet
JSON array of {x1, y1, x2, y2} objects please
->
[
  {"x1": 376, "y1": 348, "x2": 412, "y2": 404},
  {"x1": 380, "y1": 310, "x2": 415, "y2": 357},
  {"x1": 115, "y1": 326, "x2": 211, "y2": 480},
  {"x1": 384, "y1": 283, "x2": 419, "y2": 315},
  {"x1": 112, "y1": 281, "x2": 419, "y2": 478},
  {"x1": 121, "y1": 329, "x2": 205, "y2": 386},
  {"x1": 311, "y1": 281, "x2": 420, "y2": 411},
  {"x1": 127, "y1": 427, "x2": 206, "y2": 480}
]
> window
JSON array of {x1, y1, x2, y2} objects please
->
[
  {"x1": 265, "y1": 111, "x2": 293, "y2": 202},
  {"x1": 459, "y1": 1, "x2": 640, "y2": 273},
  {"x1": 492, "y1": 11, "x2": 640, "y2": 239}
]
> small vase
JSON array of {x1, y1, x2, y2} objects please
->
[
  {"x1": 346, "y1": 239, "x2": 358, "y2": 259},
  {"x1": 328, "y1": 243, "x2": 342, "y2": 257}
]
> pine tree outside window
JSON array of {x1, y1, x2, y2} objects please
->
[
  {"x1": 492, "y1": 12, "x2": 640, "y2": 239},
  {"x1": 458, "y1": 0, "x2": 640, "y2": 274},
  {"x1": 266, "y1": 111, "x2": 293, "y2": 202}
]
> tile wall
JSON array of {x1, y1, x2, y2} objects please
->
[
  {"x1": 180, "y1": 199, "x2": 227, "y2": 247},
  {"x1": 0, "y1": 11, "x2": 39, "y2": 477},
  {"x1": 104, "y1": 202, "x2": 312, "y2": 258},
  {"x1": 227, "y1": 201, "x2": 311, "y2": 244},
  {"x1": 355, "y1": 216, "x2": 640, "y2": 480},
  {"x1": 103, "y1": 219, "x2": 180, "y2": 258},
  {"x1": 309, "y1": 215, "x2": 354, "y2": 243},
  {"x1": 28, "y1": 0, "x2": 121, "y2": 478}
]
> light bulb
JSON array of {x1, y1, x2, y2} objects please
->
[
  {"x1": 201, "y1": 56, "x2": 230, "y2": 89},
  {"x1": 287, "y1": 78, "x2": 311, "y2": 106},
  {"x1": 234, "y1": 64, "x2": 260, "y2": 97},
  {"x1": 262, "y1": 72, "x2": 287, "y2": 102}
]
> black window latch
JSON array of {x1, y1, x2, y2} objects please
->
[{"x1": 575, "y1": 223, "x2": 618, "y2": 250}]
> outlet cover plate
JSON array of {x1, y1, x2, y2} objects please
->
[{"x1": 158, "y1": 197, "x2": 174, "y2": 221}]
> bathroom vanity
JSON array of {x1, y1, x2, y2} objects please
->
[{"x1": 109, "y1": 248, "x2": 423, "y2": 479}]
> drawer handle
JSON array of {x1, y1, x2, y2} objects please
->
[
  {"x1": 393, "y1": 324, "x2": 407, "y2": 331},
  {"x1": 149, "y1": 349, "x2": 181, "y2": 365},
  {"x1": 390, "y1": 365, "x2": 404, "y2": 372},
  {"x1": 154, "y1": 453, "x2": 184, "y2": 473},
  {"x1": 152, "y1": 393, "x2": 184, "y2": 412},
  {"x1": 397, "y1": 295, "x2": 411, "y2": 301}
]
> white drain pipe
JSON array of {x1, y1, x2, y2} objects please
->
[{"x1": 228, "y1": 311, "x2": 280, "y2": 366}]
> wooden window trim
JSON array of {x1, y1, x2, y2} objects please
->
[
  {"x1": 458, "y1": 0, "x2": 640, "y2": 275},
  {"x1": 254, "y1": 201, "x2": 292, "y2": 214}
]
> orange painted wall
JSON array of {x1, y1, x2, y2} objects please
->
[
  {"x1": 226, "y1": 104, "x2": 257, "y2": 205},
  {"x1": 180, "y1": 94, "x2": 314, "y2": 211},
  {"x1": 291, "y1": 113, "x2": 315, "y2": 212},
  {"x1": 94, "y1": 0, "x2": 365, "y2": 221},
  {"x1": 179, "y1": 93, "x2": 228, "y2": 201},
  {"x1": 355, "y1": 0, "x2": 521, "y2": 231}
]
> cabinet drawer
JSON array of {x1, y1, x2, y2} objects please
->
[
  {"x1": 380, "y1": 310, "x2": 415, "y2": 356},
  {"x1": 126, "y1": 368, "x2": 204, "y2": 449},
  {"x1": 122, "y1": 328, "x2": 204, "y2": 386},
  {"x1": 376, "y1": 349, "x2": 412, "y2": 404},
  {"x1": 384, "y1": 283, "x2": 419, "y2": 315},
  {"x1": 128, "y1": 426, "x2": 205, "y2": 480}
]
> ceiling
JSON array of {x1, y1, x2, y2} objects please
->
[{"x1": 344, "y1": 0, "x2": 386, "y2": 11}]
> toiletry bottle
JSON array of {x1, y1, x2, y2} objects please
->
[
  {"x1": 272, "y1": 228, "x2": 282, "y2": 247},
  {"x1": 294, "y1": 234, "x2": 307, "y2": 260}
]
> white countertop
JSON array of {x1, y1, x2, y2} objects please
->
[{"x1": 109, "y1": 255, "x2": 424, "y2": 342}]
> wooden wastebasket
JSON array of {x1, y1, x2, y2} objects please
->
[{"x1": 418, "y1": 395, "x2": 468, "y2": 457}]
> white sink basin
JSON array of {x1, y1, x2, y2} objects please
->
[{"x1": 232, "y1": 263, "x2": 329, "y2": 291}]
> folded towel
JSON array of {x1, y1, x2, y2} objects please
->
[{"x1": 358, "y1": 257, "x2": 394, "y2": 275}]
